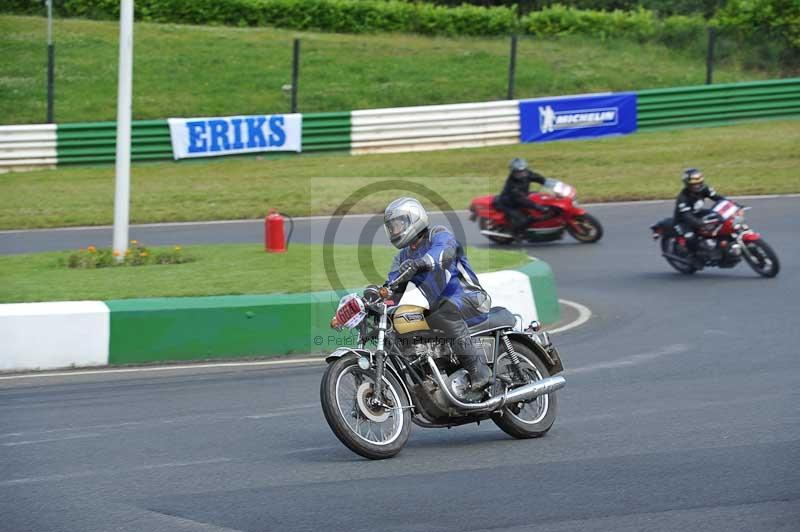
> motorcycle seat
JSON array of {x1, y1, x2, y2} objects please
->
[{"x1": 469, "y1": 307, "x2": 517, "y2": 336}]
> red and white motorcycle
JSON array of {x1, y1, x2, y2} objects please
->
[
  {"x1": 469, "y1": 179, "x2": 603, "y2": 245},
  {"x1": 651, "y1": 199, "x2": 780, "y2": 277}
]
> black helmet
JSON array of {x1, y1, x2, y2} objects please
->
[
  {"x1": 510, "y1": 158, "x2": 529, "y2": 175},
  {"x1": 682, "y1": 168, "x2": 705, "y2": 192}
]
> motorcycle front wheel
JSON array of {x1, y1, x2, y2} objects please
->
[
  {"x1": 491, "y1": 342, "x2": 558, "y2": 439},
  {"x1": 566, "y1": 213, "x2": 603, "y2": 243},
  {"x1": 743, "y1": 239, "x2": 780, "y2": 278},
  {"x1": 320, "y1": 355, "x2": 411, "y2": 460}
]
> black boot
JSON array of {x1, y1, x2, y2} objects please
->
[
  {"x1": 457, "y1": 352, "x2": 492, "y2": 391},
  {"x1": 512, "y1": 216, "x2": 536, "y2": 239},
  {"x1": 426, "y1": 302, "x2": 493, "y2": 392}
]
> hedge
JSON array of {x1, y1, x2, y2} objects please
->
[
  {"x1": 2, "y1": 0, "x2": 517, "y2": 37},
  {"x1": 2, "y1": 0, "x2": 797, "y2": 65},
  {"x1": 716, "y1": 0, "x2": 800, "y2": 67},
  {"x1": 521, "y1": 6, "x2": 707, "y2": 48},
  {"x1": 0, "y1": 0, "x2": 705, "y2": 41},
  {"x1": 424, "y1": 1, "x2": 721, "y2": 18}
]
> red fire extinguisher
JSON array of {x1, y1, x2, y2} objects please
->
[{"x1": 265, "y1": 210, "x2": 293, "y2": 253}]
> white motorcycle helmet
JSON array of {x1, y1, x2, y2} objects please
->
[{"x1": 384, "y1": 197, "x2": 429, "y2": 249}]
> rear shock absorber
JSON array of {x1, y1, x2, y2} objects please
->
[{"x1": 501, "y1": 334, "x2": 525, "y2": 381}]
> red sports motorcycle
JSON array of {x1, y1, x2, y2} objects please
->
[
  {"x1": 469, "y1": 179, "x2": 603, "y2": 244},
  {"x1": 651, "y1": 199, "x2": 780, "y2": 277}
]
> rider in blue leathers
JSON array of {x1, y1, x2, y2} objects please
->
[{"x1": 384, "y1": 197, "x2": 492, "y2": 392}]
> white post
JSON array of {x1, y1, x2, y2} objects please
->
[
  {"x1": 46, "y1": 0, "x2": 55, "y2": 123},
  {"x1": 113, "y1": 0, "x2": 134, "y2": 261},
  {"x1": 46, "y1": 0, "x2": 53, "y2": 44}
]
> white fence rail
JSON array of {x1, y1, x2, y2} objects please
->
[
  {"x1": 0, "y1": 124, "x2": 57, "y2": 172},
  {"x1": 350, "y1": 100, "x2": 520, "y2": 155}
]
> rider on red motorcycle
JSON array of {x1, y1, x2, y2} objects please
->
[
  {"x1": 495, "y1": 158, "x2": 556, "y2": 237},
  {"x1": 674, "y1": 168, "x2": 728, "y2": 264}
]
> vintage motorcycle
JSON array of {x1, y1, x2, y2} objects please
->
[
  {"x1": 651, "y1": 199, "x2": 780, "y2": 277},
  {"x1": 320, "y1": 282, "x2": 566, "y2": 460},
  {"x1": 469, "y1": 179, "x2": 603, "y2": 245}
]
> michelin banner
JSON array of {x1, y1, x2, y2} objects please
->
[
  {"x1": 168, "y1": 114, "x2": 301, "y2": 159},
  {"x1": 520, "y1": 93, "x2": 636, "y2": 143}
]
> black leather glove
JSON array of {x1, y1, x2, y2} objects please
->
[
  {"x1": 363, "y1": 284, "x2": 381, "y2": 303},
  {"x1": 391, "y1": 258, "x2": 431, "y2": 287}
]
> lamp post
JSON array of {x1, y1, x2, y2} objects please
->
[
  {"x1": 46, "y1": 0, "x2": 54, "y2": 123},
  {"x1": 112, "y1": 0, "x2": 134, "y2": 261}
]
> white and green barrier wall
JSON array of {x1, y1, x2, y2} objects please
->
[
  {"x1": 1, "y1": 78, "x2": 798, "y2": 172},
  {"x1": 0, "y1": 259, "x2": 558, "y2": 373}
]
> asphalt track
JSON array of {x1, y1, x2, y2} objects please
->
[{"x1": 1, "y1": 197, "x2": 799, "y2": 532}]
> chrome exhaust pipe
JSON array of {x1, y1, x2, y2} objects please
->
[
  {"x1": 504, "y1": 376, "x2": 566, "y2": 403},
  {"x1": 480, "y1": 229, "x2": 514, "y2": 240},
  {"x1": 426, "y1": 357, "x2": 565, "y2": 413}
]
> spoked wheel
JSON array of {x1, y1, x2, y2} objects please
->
[
  {"x1": 478, "y1": 217, "x2": 514, "y2": 245},
  {"x1": 743, "y1": 239, "x2": 780, "y2": 278},
  {"x1": 660, "y1": 237, "x2": 696, "y2": 274},
  {"x1": 491, "y1": 342, "x2": 558, "y2": 439},
  {"x1": 566, "y1": 213, "x2": 603, "y2": 243},
  {"x1": 320, "y1": 355, "x2": 411, "y2": 460}
]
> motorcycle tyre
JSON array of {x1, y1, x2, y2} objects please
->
[
  {"x1": 566, "y1": 213, "x2": 603, "y2": 243},
  {"x1": 320, "y1": 355, "x2": 412, "y2": 460},
  {"x1": 661, "y1": 237, "x2": 696, "y2": 275},
  {"x1": 491, "y1": 342, "x2": 558, "y2": 439},
  {"x1": 743, "y1": 239, "x2": 780, "y2": 278}
]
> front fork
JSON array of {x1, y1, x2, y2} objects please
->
[
  {"x1": 737, "y1": 231, "x2": 758, "y2": 261},
  {"x1": 369, "y1": 307, "x2": 389, "y2": 406}
]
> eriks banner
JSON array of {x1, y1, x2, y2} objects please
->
[{"x1": 168, "y1": 114, "x2": 302, "y2": 159}]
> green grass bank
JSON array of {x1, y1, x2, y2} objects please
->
[
  {"x1": 0, "y1": 243, "x2": 530, "y2": 303},
  {"x1": 1, "y1": 120, "x2": 798, "y2": 230},
  {"x1": 0, "y1": 14, "x2": 773, "y2": 125}
]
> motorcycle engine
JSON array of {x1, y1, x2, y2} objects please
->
[
  {"x1": 415, "y1": 368, "x2": 470, "y2": 419},
  {"x1": 702, "y1": 238, "x2": 717, "y2": 251},
  {"x1": 719, "y1": 242, "x2": 743, "y2": 268},
  {"x1": 447, "y1": 369, "x2": 471, "y2": 400}
]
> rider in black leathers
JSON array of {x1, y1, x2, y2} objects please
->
[
  {"x1": 673, "y1": 168, "x2": 727, "y2": 262},
  {"x1": 495, "y1": 158, "x2": 556, "y2": 236}
]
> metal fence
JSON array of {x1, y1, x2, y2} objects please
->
[
  {"x1": 53, "y1": 113, "x2": 352, "y2": 166},
  {"x1": 350, "y1": 100, "x2": 520, "y2": 155},
  {"x1": 637, "y1": 78, "x2": 800, "y2": 130},
  {"x1": 1, "y1": 78, "x2": 798, "y2": 172}
]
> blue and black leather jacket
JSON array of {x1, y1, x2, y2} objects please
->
[{"x1": 386, "y1": 225, "x2": 489, "y2": 325}]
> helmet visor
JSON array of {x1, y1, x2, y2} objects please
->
[
  {"x1": 512, "y1": 169, "x2": 529, "y2": 178},
  {"x1": 510, "y1": 158, "x2": 528, "y2": 172},
  {"x1": 385, "y1": 214, "x2": 413, "y2": 245}
]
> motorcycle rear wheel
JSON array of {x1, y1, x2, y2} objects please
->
[
  {"x1": 320, "y1": 355, "x2": 411, "y2": 460},
  {"x1": 743, "y1": 239, "x2": 780, "y2": 278},
  {"x1": 566, "y1": 213, "x2": 603, "y2": 243},
  {"x1": 491, "y1": 342, "x2": 558, "y2": 439},
  {"x1": 661, "y1": 237, "x2": 696, "y2": 274}
]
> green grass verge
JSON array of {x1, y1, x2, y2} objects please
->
[
  {"x1": 0, "y1": 14, "x2": 772, "y2": 125},
  {"x1": 1, "y1": 119, "x2": 798, "y2": 230},
  {"x1": 0, "y1": 243, "x2": 529, "y2": 303}
]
